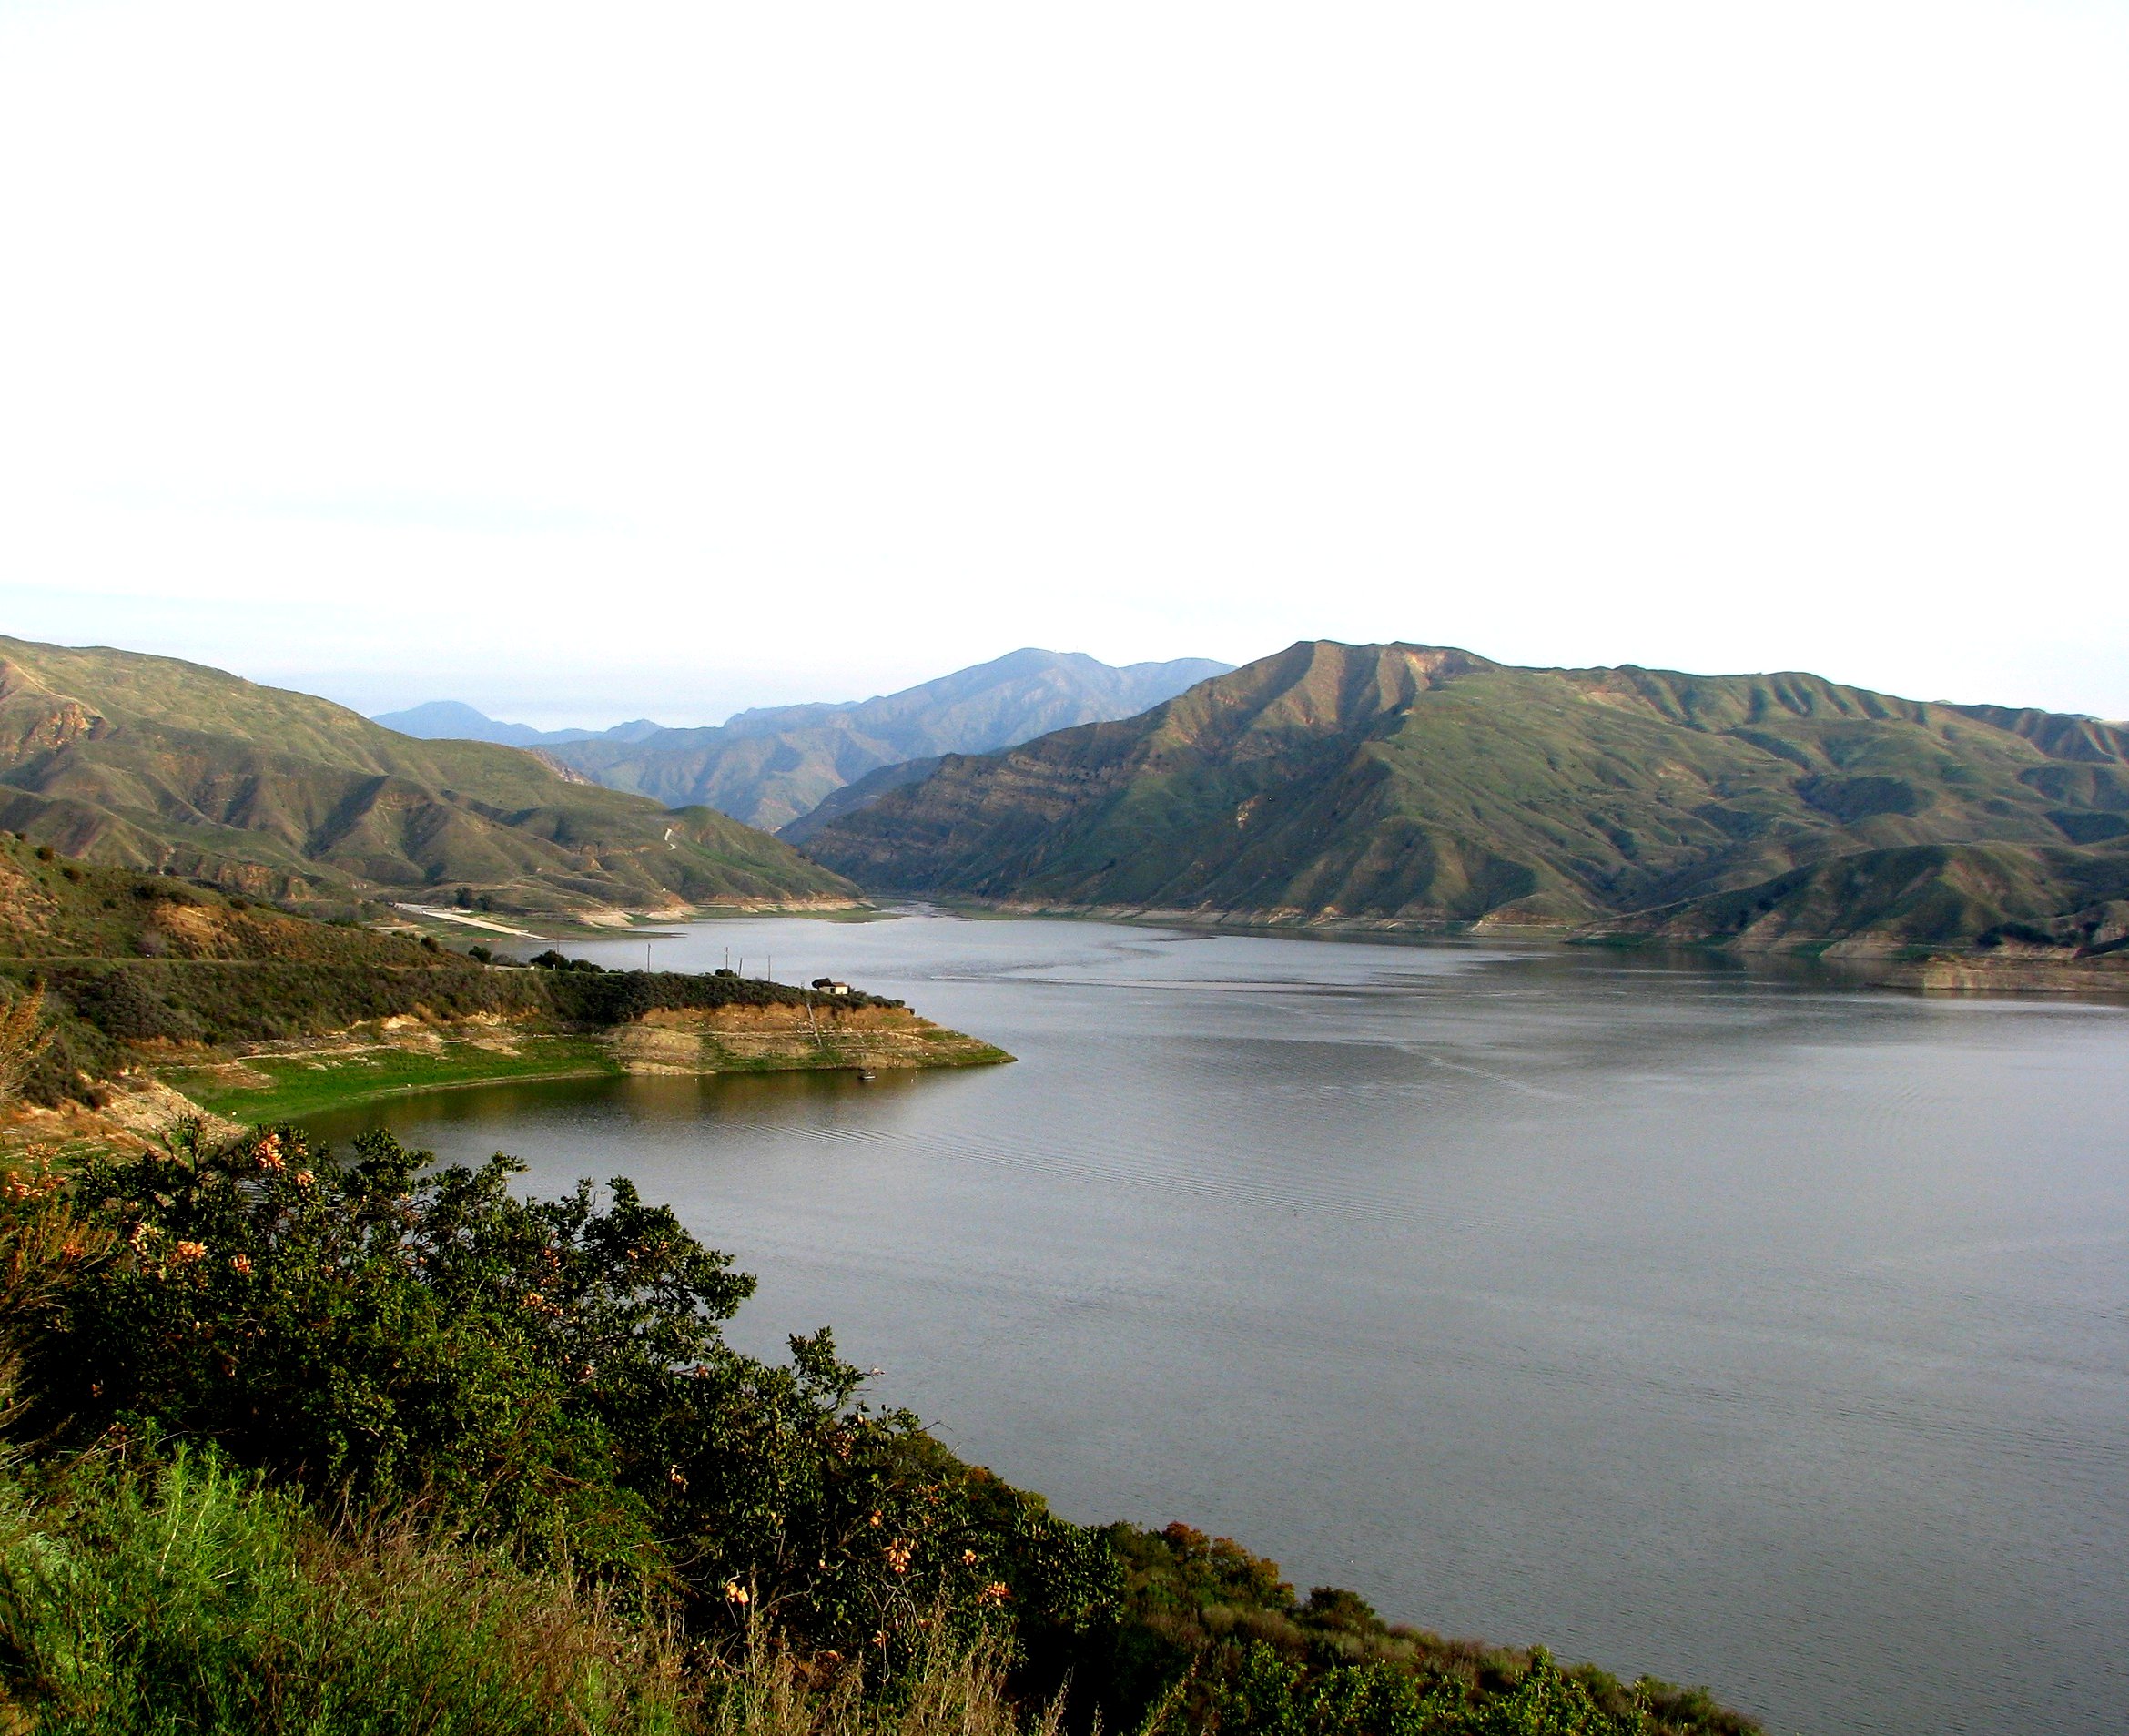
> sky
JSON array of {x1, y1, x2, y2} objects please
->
[{"x1": 2, "y1": 1, "x2": 2124, "y2": 729}]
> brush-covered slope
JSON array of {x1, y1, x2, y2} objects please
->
[
  {"x1": 797, "y1": 640, "x2": 2129, "y2": 946},
  {"x1": 0, "y1": 635, "x2": 855, "y2": 915},
  {"x1": 1614, "y1": 839, "x2": 2129, "y2": 954},
  {"x1": 551, "y1": 648, "x2": 1232, "y2": 830},
  {"x1": 0, "y1": 834, "x2": 452, "y2": 970}
]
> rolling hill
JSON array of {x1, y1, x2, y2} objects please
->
[
  {"x1": 794, "y1": 639, "x2": 2129, "y2": 953},
  {"x1": 0, "y1": 635, "x2": 856, "y2": 917},
  {"x1": 547, "y1": 647, "x2": 1232, "y2": 830}
]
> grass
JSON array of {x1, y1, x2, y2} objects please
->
[
  {"x1": 0, "y1": 1448, "x2": 1062, "y2": 1736},
  {"x1": 165, "y1": 1034, "x2": 624, "y2": 1121},
  {"x1": 0, "y1": 1448, "x2": 691, "y2": 1736},
  {"x1": 697, "y1": 1622, "x2": 1058, "y2": 1736}
]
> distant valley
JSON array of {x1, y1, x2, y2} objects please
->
[{"x1": 380, "y1": 649, "x2": 1232, "y2": 832}]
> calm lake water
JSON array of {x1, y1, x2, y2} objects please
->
[{"x1": 302, "y1": 911, "x2": 2129, "y2": 1736}]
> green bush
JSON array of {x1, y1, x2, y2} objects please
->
[
  {"x1": 30, "y1": 1126, "x2": 1118, "y2": 1658},
  {"x1": 0, "y1": 1132, "x2": 1758, "y2": 1736}
]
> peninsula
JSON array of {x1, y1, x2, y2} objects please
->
[{"x1": 0, "y1": 835, "x2": 1004, "y2": 1143}]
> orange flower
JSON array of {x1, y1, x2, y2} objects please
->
[{"x1": 170, "y1": 1240, "x2": 207, "y2": 1264}]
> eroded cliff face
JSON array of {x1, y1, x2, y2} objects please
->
[
  {"x1": 797, "y1": 639, "x2": 2129, "y2": 947},
  {"x1": 0, "y1": 657, "x2": 110, "y2": 763},
  {"x1": 611, "y1": 1003, "x2": 1009, "y2": 1073}
]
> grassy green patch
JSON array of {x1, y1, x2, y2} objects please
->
[
  {"x1": 0, "y1": 1449, "x2": 688, "y2": 1736},
  {"x1": 167, "y1": 1035, "x2": 623, "y2": 1122}
]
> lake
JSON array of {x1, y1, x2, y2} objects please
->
[{"x1": 301, "y1": 910, "x2": 2129, "y2": 1736}]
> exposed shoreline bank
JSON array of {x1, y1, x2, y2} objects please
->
[
  {"x1": 10, "y1": 1003, "x2": 1010, "y2": 1145},
  {"x1": 170, "y1": 1005, "x2": 1011, "y2": 1125},
  {"x1": 896, "y1": 896, "x2": 2129, "y2": 997}
]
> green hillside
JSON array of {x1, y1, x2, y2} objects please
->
[
  {"x1": 0, "y1": 635, "x2": 856, "y2": 916},
  {"x1": 1615, "y1": 838, "x2": 2129, "y2": 953},
  {"x1": 549, "y1": 648, "x2": 1230, "y2": 829},
  {"x1": 796, "y1": 640, "x2": 2129, "y2": 951}
]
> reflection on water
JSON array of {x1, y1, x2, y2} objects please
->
[{"x1": 301, "y1": 911, "x2": 2129, "y2": 1736}]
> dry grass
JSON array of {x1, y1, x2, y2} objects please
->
[{"x1": 701, "y1": 1618, "x2": 1066, "y2": 1736}]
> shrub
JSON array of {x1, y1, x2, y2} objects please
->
[
  {"x1": 28, "y1": 1126, "x2": 1120, "y2": 1659},
  {"x1": 0, "y1": 1133, "x2": 1759, "y2": 1736}
]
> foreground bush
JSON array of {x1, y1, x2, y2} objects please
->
[
  {"x1": 0, "y1": 1132, "x2": 1758, "y2": 1734},
  {"x1": 25, "y1": 1125, "x2": 1115, "y2": 1660}
]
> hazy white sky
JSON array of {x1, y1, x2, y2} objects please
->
[{"x1": 2, "y1": 0, "x2": 2124, "y2": 726}]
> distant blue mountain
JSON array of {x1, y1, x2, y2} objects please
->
[
  {"x1": 546, "y1": 649, "x2": 1235, "y2": 831},
  {"x1": 371, "y1": 700, "x2": 664, "y2": 748}
]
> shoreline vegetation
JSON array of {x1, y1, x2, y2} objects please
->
[
  {"x1": 0, "y1": 838, "x2": 1770, "y2": 1732},
  {"x1": 0, "y1": 1118, "x2": 1763, "y2": 1736}
]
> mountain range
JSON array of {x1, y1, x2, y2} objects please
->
[
  {"x1": 0, "y1": 635, "x2": 851, "y2": 916},
  {"x1": 533, "y1": 649, "x2": 1232, "y2": 830},
  {"x1": 370, "y1": 700, "x2": 666, "y2": 749},
  {"x1": 795, "y1": 640, "x2": 2129, "y2": 955}
]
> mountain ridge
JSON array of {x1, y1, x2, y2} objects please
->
[
  {"x1": 794, "y1": 639, "x2": 2129, "y2": 954},
  {"x1": 0, "y1": 635, "x2": 855, "y2": 917},
  {"x1": 372, "y1": 699, "x2": 665, "y2": 748},
  {"x1": 547, "y1": 648, "x2": 1233, "y2": 830}
]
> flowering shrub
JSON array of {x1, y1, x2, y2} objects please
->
[
  {"x1": 32, "y1": 1122, "x2": 1119, "y2": 1660},
  {"x1": 0, "y1": 1129, "x2": 1757, "y2": 1734}
]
